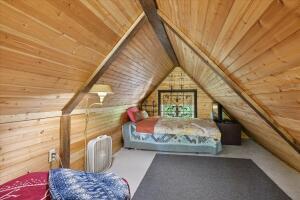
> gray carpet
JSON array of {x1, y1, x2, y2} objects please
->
[{"x1": 132, "y1": 154, "x2": 290, "y2": 200}]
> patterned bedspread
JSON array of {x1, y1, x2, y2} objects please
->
[
  {"x1": 154, "y1": 118, "x2": 221, "y2": 140},
  {"x1": 122, "y1": 121, "x2": 222, "y2": 154},
  {"x1": 49, "y1": 168, "x2": 130, "y2": 200}
]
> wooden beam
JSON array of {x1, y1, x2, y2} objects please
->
[
  {"x1": 60, "y1": 115, "x2": 71, "y2": 168},
  {"x1": 139, "y1": 0, "x2": 179, "y2": 66},
  {"x1": 158, "y1": 10, "x2": 300, "y2": 153},
  {"x1": 62, "y1": 13, "x2": 146, "y2": 115}
]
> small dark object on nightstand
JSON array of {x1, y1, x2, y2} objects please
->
[{"x1": 217, "y1": 120, "x2": 242, "y2": 145}]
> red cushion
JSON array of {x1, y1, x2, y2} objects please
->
[
  {"x1": 0, "y1": 172, "x2": 50, "y2": 200},
  {"x1": 127, "y1": 107, "x2": 139, "y2": 122}
]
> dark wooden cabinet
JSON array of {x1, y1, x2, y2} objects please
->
[{"x1": 217, "y1": 121, "x2": 242, "y2": 145}]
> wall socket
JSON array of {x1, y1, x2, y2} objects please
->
[{"x1": 48, "y1": 148, "x2": 56, "y2": 163}]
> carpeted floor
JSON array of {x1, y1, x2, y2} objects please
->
[{"x1": 132, "y1": 154, "x2": 291, "y2": 200}]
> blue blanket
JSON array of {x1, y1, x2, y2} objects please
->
[{"x1": 49, "y1": 168, "x2": 130, "y2": 200}]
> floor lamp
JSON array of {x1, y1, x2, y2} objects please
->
[{"x1": 84, "y1": 84, "x2": 113, "y2": 170}]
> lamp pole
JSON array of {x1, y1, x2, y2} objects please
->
[{"x1": 83, "y1": 101, "x2": 103, "y2": 171}]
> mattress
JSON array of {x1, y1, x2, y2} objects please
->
[
  {"x1": 132, "y1": 122, "x2": 219, "y2": 146},
  {"x1": 122, "y1": 121, "x2": 222, "y2": 154}
]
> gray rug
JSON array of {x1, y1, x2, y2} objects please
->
[{"x1": 132, "y1": 154, "x2": 290, "y2": 200}]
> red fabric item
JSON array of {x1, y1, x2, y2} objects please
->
[
  {"x1": 121, "y1": 178, "x2": 131, "y2": 198},
  {"x1": 136, "y1": 117, "x2": 159, "y2": 134},
  {"x1": 127, "y1": 107, "x2": 139, "y2": 122},
  {"x1": 0, "y1": 172, "x2": 50, "y2": 200}
]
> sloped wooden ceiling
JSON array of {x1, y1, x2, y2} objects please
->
[
  {"x1": 0, "y1": 0, "x2": 143, "y2": 115},
  {"x1": 80, "y1": 20, "x2": 174, "y2": 109},
  {"x1": 70, "y1": 19, "x2": 175, "y2": 168},
  {"x1": 166, "y1": 27, "x2": 300, "y2": 171},
  {"x1": 95, "y1": 21, "x2": 173, "y2": 107},
  {"x1": 153, "y1": 0, "x2": 300, "y2": 170},
  {"x1": 0, "y1": 0, "x2": 174, "y2": 183}
]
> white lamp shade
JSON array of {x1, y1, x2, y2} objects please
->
[{"x1": 89, "y1": 84, "x2": 113, "y2": 94}]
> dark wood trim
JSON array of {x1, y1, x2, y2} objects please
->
[
  {"x1": 60, "y1": 115, "x2": 71, "y2": 168},
  {"x1": 139, "y1": 0, "x2": 179, "y2": 66},
  {"x1": 62, "y1": 13, "x2": 146, "y2": 115},
  {"x1": 158, "y1": 89, "x2": 197, "y2": 118},
  {"x1": 157, "y1": 90, "x2": 161, "y2": 115},
  {"x1": 158, "y1": 89, "x2": 198, "y2": 93},
  {"x1": 158, "y1": 11, "x2": 300, "y2": 153},
  {"x1": 139, "y1": 66, "x2": 176, "y2": 105}
]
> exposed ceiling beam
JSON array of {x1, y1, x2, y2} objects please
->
[
  {"x1": 157, "y1": 10, "x2": 300, "y2": 153},
  {"x1": 62, "y1": 13, "x2": 146, "y2": 115},
  {"x1": 139, "y1": 0, "x2": 179, "y2": 66}
]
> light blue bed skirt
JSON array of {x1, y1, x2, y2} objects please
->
[{"x1": 122, "y1": 122, "x2": 222, "y2": 155}]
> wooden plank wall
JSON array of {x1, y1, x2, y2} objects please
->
[
  {"x1": 70, "y1": 19, "x2": 173, "y2": 170},
  {"x1": 167, "y1": 28, "x2": 300, "y2": 171},
  {"x1": 70, "y1": 105, "x2": 132, "y2": 170},
  {"x1": 0, "y1": 0, "x2": 143, "y2": 184},
  {"x1": 144, "y1": 67, "x2": 213, "y2": 118},
  {"x1": 0, "y1": 1, "x2": 173, "y2": 183},
  {"x1": 0, "y1": 8, "x2": 173, "y2": 183},
  {"x1": 0, "y1": 117, "x2": 60, "y2": 184},
  {"x1": 157, "y1": 0, "x2": 300, "y2": 153}
]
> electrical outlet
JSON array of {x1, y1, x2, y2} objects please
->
[{"x1": 48, "y1": 148, "x2": 56, "y2": 163}]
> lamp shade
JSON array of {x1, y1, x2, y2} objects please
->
[{"x1": 89, "y1": 84, "x2": 113, "y2": 94}]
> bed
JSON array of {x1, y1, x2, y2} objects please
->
[{"x1": 122, "y1": 117, "x2": 222, "y2": 154}]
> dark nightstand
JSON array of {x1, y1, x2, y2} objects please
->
[{"x1": 217, "y1": 120, "x2": 242, "y2": 145}]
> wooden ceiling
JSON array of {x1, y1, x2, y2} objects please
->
[
  {"x1": 166, "y1": 28, "x2": 300, "y2": 171},
  {"x1": 95, "y1": 20, "x2": 173, "y2": 107},
  {"x1": 157, "y1": 0, "x2": 300, "y2": 143},
  {"x1": 152, "y1": 0, "x2": 300, "y2": 169},
  {"x1": 0, "y1": 0, "x2": 142, "y2": 115},
  {"x1": 0, "y1": 0, "x2": 299, "y2": 170}
]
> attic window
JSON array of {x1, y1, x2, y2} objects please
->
[{"x1": 158, "y1": 89, "x2": 197, "y2": 118}]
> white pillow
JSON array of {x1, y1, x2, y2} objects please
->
[{"x1": 141, "y1": 110, "x2": 149, "y2": 119}]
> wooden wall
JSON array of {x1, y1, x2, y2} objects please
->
[
  {"x1": 69, "y1": 20, "x2": 173, "y2": 170},
  {"x1": 166, "y1": 28, "x2": 300, "y2": 171},
  {"x1": 70, "y1": 105, "x2": 131, "y2": 170},
  {"x1": 0, "y1": 0, "x2": 143, "y2": 184},
  {"x1": 0, "y1": 0, "x2": 174, "y2": 183},
  {"x1": 143, "y1": 67, "x2": 213, "y2": 118},
  {"x1": 2, "y1": 0, "x2": 298, "y2": 183},
  {"x1": 0, "y1": 117, "x2": 60, "y2": 184}
]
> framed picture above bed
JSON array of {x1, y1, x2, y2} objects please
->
[{"x1": 158, "y1": 89, "x2": 197, "y2": 118}]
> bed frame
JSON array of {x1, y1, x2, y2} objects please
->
[{"x1": 122, "y1": 122, "x2": 222, "y2": 154}]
